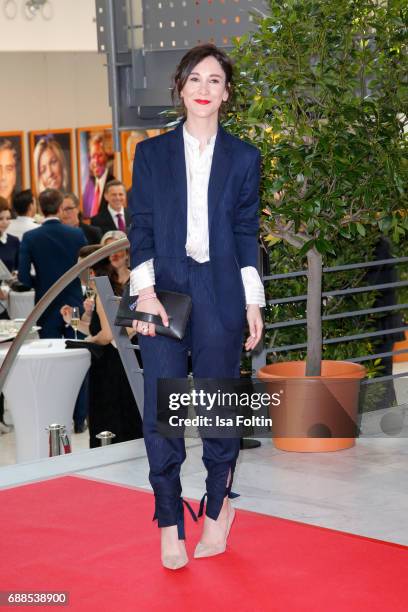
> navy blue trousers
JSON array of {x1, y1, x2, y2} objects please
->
[{"x1": 138, "y1": 258, "x2": 243, "y2": 538}]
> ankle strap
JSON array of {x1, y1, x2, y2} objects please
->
[
  {"x1": 197, "y1": 490, "x2": 240, "y2": 518},
  {"x1": 152, "y1": 497, "x2": 198, "y2": 540}
]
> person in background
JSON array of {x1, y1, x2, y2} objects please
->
[
  {"x1": 0, "y1": 196, "x2": 19, "y2": 435},
  {"x1": 0, "y1": 197, "x2": 19, "y2": 285},
  {"x1": 18, "y1": 188, "x2": 86, "y2": 338},
  {"x1": 60, "y1": 192, "x2": 102, "y2": 245},
  {"x1": 8, "y1": 189, "x2": 39, "y2": 241},
  {"x1": 0, "y1": 139, "x2": 17, "y2": 208},
  {"x1": 33, "y1": 138, "x2": 68, "y2": 194},
  {"x1": 60, "y1": 244, "x2": 143, "y2": 447},
  {"x1": 91, "y1": 180, "x2": 131, "y2": 236},
  {"x1": 100, "y1": 230, "x2": 129, "y2": 284},
  {"x1": 82, "y1": 133, "x2": 115, "y2": 218}
]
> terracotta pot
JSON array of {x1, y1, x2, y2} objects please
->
[
  {"x1": 257, "y1": 360, "x2": 366, "y2": 453},
  {"x1": 392, "y1": 331, "x2": 408, "y2": 363}
]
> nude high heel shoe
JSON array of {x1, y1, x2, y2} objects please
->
[
  {"x1": 161, "y1": 526, "x2": 189, "y2": 570},
  {"x1": 162, "y1": 546, "x2": 189, "y2": 570},
  {"x1": 194, "y1": 502, "x2": 236, "y2": 559}
]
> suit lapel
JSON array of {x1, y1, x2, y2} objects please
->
[
  {"x1": 168, "y1": 122, "x2": 188, "y2": 245},
  {"x1": 208, "y1": 124, "x2": 232, "y2": 229}
]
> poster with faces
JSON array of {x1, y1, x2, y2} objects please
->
[
  {"x1": 29, "y1": 129, "x2": 74, "y2": 196},
  {"x1": 120, "y1": 129, "x2": 163, "y2": 191},
  {"x1": 0, "y1": 132, "x2": 25, "y2": 207},
  {"x1": 76, "y1": 126, "x2": 120, "y2": 217}
]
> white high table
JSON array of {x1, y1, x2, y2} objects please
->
[{"x1": 0, "y1": 338, "x2": 90, "y2": 463}]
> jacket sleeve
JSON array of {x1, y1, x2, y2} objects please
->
[
  {"x1": 128, "y1": 143, "x2": 156, "y2": 268},
  {"x1": 18, "y1": 235, "x2": 33, "y2": 288},
  {"x1": 233, "y1": 148, "x2": 261, "y2": 269},
  {"x1": 13, "y1": 237, "x2": 20, "y2": 271}
]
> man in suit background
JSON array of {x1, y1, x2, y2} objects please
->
[
  {"x1": 18, "y1": 188, "x2": 87, "y2": 338},
  {"x1": 91, "y1": 179, "x2": 131, "y2": 237},
  {"x1": 82, "y1": 133, "x2": 115, "y2": 218},
  {"x1": 8, "y1": 189, "x2": 39, "y2": 241},
  {"x1": 60, "y1": 192, "x2": 102, "y2": 245}
]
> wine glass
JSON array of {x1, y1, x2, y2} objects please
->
[
  {"x1": 85, "y1": 285, "x2": 96, "y2": 300},
  {"x1": 71, "y1": 307, "x2": 80, "y2": 340}
]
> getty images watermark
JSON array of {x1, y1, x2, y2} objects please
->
[
  {"x1": 157, "y1": 377, "x2": 408, "y2": 439},
  {"x1": 167, "y1": 388, "x2": 281, "y2": 428},
  {"x1": 157, "y1": 379, "x2": 283, "y2": 438}
]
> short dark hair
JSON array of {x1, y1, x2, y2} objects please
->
[
  {"x1": 63, "y1": 192, "x2": 79, "y2": 207},
  {"x1": 13, "y1": 189, "x2": 34, "y2": 216},
  {"x1": 105, "y1": 179, "x2": 125, "y2": 195},
  {"x1": 39, "y1": 189, "x2": 63, "y2": 217},
  {"x1": 171, "y1": 43, "x2": 233, "y2": 117}
]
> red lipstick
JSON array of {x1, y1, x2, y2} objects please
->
[{"x1": 195, "y1": 99, "x2": 210, "y2": 105}]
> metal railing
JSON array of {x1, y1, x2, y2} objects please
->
[
  {"x1": 251, "y1": 256, "x2": 408, "y2": 387},
  {"x1": 0, "y1": 238, "x2": 130, "y2": 391},
  {"x1": 2, "y1": 242, "x2": 407, "y2": 397}
]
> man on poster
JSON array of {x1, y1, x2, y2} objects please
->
[{"x1": 82, "y1": 133, "x2": 115, "y2": 218}]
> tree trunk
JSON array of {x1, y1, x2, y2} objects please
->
[{"x1": 305, "y1": 247, "x2": 323, "y2": 376}]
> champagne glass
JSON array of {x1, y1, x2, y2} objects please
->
[
  {"x1": 85, "y1": 285, "x2": 96, "y2": 300},
  {"x1": 71, "y1": 307, "x2": 80, "y2": 340}
]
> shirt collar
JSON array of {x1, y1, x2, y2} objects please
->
[
  {"x1": 0, "y1": 232, "x2": 7, "y2": 244},
  {"x1": 43, "y1": 217, "x2": 61, "y2": 223},
  {"x1": 108, "y1": 205, "x2": 124, "y2": 217},
  {"x1": 183, "y1": 124, "x2": 217, "y2": 149}
]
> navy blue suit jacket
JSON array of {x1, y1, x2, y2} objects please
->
[
  {"x1": 129, "y1": 120, "x2": 261, "y2": 330},
  {"x1": 18, "y1": 219, "x2": 87, "y2": 309}
]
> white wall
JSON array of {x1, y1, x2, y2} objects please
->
[
  {"x1": 0, "y1": 0, "x2": 98, "y2": 52},
  {"x1": 0, "y1": 51, "x2": 112, "y2": 193}
]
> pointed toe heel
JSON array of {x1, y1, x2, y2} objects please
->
[
  {"x1": 194, "y1": 506, "x2": 236, "y2": 559},
  {"x1": 194, "y1": 541, "x2": 226, "y2": 559},
  {"x1": 162, "y1": 549, "x2": 189, "y2": 570}
]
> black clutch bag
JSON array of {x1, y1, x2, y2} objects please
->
[{"x1": 114, "y1": 284, "x2": 192, "y2": 341}]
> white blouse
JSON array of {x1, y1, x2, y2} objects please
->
[{"x1": 130, "y1": 124, "x2": 266, "y2": 307}]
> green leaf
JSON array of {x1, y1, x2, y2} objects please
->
[{"x1": 356, "y1": 223, "x2": 366, "y2": 237}]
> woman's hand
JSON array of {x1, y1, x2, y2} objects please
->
[
  {"x1": 60, "y1": 305, "x2": 73, "y2": 324},
  {"x1": 83, "y1": 298, "x2": 95, "y2": 318},
  {"x1": 131, "y1": 297, "x2": 169, "y2": 337},
  {"x1": 245, "y1": 304, "x2": 263, "y2": 351}
]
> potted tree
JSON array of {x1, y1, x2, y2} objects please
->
[{"x1": 226, "y1": 0, "x2": 408, "y2": 451}]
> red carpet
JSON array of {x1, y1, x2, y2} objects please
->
[{"x1": 0, "y1": 475, "x2": 406, "y2": 612}]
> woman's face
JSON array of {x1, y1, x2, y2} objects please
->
[
  {"x1": 105, "y1": 238, "x2": 128, "y2": 270},
  {"x1": 0, "y1": 209, "x2": 11, "y2": 235},
  {"x1": 38, "y1": 146, "x2": 63, "y2": 190},
  {"x1": 180, "y1": 55, "x2": 229, "y2": 120}
]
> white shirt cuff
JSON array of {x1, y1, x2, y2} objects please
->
[
  {"x1": 241, "y1": 266, "x2": 266, "y2": 307},
  {"x1": 129, "y1": 259, "x2": 155, "y2": 295}
]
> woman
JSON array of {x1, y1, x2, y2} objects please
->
[
  {"x1": 61, "y1": 244, "x2": 142, "y2": 447},
  {"x1": 34, "y1": 138, "x2": 68, "y2": 194},
  {"x1": 128, "y1": 44, "x2": 265, "y2": 569},
  {"x1": 100, "y1": 230, "x2": 129, "y2": 285}
]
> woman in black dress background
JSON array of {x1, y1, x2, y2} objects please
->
[{"x1": 61, "y1": 245, "x2": 143, "y2": 447}]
